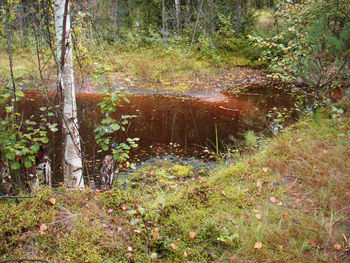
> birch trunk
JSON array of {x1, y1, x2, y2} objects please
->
[{"x1": 54, "y1": 0, "x2": 84, "y2": 189}]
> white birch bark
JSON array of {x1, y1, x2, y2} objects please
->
[{"x1": 54, "y1": 0, "x2": 84, "y2": 189}]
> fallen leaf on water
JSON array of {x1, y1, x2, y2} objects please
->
[
  {"x1": 269, "y1": 196, "x2": 278, "y2": 203},
  {"x1": 189, "y1": 231, "x2": 196, "y2": 239},
  {"x1": 334, "y1": 244, "x2": 342, "y2": 250},
  {"x1": 254, "y1": 242, "x2": 263, "y2": 249}
]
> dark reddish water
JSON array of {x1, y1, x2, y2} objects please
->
[{"x1": 15, "y1": 84, "x2": 296, "y2": 183}]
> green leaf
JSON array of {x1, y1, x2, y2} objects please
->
[
  {"x1": 6, "y1": 106, "x2": 13, "y2": 113},
  {"x1": 11, "y1": 162, "x2": 20, "y2": 170},
  {"x1": 111, "y1": 123, "x2": 120, "y2": 131},
  {"x1": 15, "y1": 90, "x2": 25, "y2": 97},
  {"x1": 50, "y1": 126, "x2": 58, "y2": 132},
  {"x1": 24, "y1": 160, "x2": 33, "y2": 168},
  {"x1": 6, "y1": 152, "x2": 15, "y2": 160},
  {"x1": 102, "y1": 144, "x2": 109, "y2": 151},
  {"x1": 138, "y1": 207, "x2": 145, "y2": 215},
  {"x1": 30, "y1": 144, "x2": 40, "y2": 153}
]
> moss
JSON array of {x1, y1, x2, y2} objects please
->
[{"x1": 99, "y1": 187, "x2": 137, "y2": 209}]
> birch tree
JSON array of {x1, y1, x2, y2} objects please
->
[{"x1": 54, "y1": 0, "x2": 84, "y2": 189}]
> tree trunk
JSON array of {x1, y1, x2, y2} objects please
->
[
  {"x1": 162, "y1": 0, "x2": 167, "y2": 43},
  {"x1": 0, "y1": 161, "x2": 13, "y2": 196},
  {"x1": 18, "y1": 1, "x2": 28, "y2": 45},
  {"x1": 185, "y1": 0, "x2": 191, "y2": 25},
  {"x1": 191, "y1": 0, "x2": 205, "y2": 45},
  {"x1": 114, "y1": 0, "x2": 120, "y2": 42},
  {"x1": 54, "y1": 0, "x2": 84, "y2": 189},
  {"x1": 209, "y1": 0, "x2": 215, "y2": 39},
  {"x1": 175, "y1": 0, "x2": 181, "y2": 35},
  {"x1": 234, "y1": 0, "x2": 240, "y2": 35}
]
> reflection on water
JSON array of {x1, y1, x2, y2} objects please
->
[{"x1": 15, "y1": 83, "x2": 295, "y2": 182}]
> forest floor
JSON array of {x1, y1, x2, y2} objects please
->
[
  {"x1": 1, "y1": 95, "x2": 349, "y2": 263},
  {"x1": 76, "y1": 66, "x2": 270, "y2": 98}
]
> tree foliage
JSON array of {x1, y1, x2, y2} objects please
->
[{"x1": 249, "y1": 0, "x2": 350, "y2": 91}]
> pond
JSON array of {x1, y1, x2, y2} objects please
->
[{"x1": 17, "y1": 82, "x2": 297, "y2": 185}]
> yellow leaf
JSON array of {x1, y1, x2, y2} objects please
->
[
  {"x1": 170, "y1": 243, "x2": 177, "y2": 250},
  {"x1": 189, "y1": 231, "x2": 196, "y2": 239},
  {"x1": 39, "y1": 224, "x2": 48, "y2": 235},
  {"x1": 49, "y1": 197, "x2": 56, "y2": 205},
  {"x1": 254, "y1": 242, "x2": 263, "y2": 249},
  {"x1": 269, "y1": 196, "x2": 278, "y2": 203},
  {"x1": 334, "y1": 244, "x2": 342, "y2": 250}
]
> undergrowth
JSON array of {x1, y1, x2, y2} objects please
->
[
  {"x1": 0, "y1": 42, "x2": 262, "y2": 92},
  {"x1": 1, "y1": 97, "x2": 349, "y2": 262}
]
